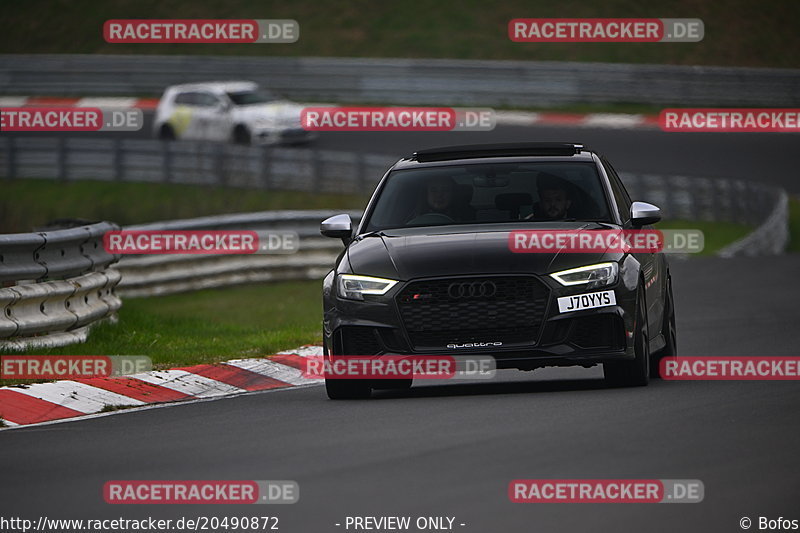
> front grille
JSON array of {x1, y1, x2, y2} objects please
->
[{"x1": 397, "y1": 276, "x2": 549, "y2": 350}]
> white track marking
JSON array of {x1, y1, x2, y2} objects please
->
[
  {"x1": 583, "y1": 113, "x2": 647, "y2": 128},
  {"x1": 9, "y1": 381, "x2": 145, "y2": 413},
  {"x1": 0, "y1": 346, "x2": 325, "y2": 429},
  {"x1": 76, "y1": 97, "x2": 139, "y2": 108},
  {"x1": 276, "y1": 345, "x2": 324, "y2": 357},
  {"x1": 131, "y1": 369, "x2": 246, "y2": 398},
  {"x1": 225, "y1": 358, "x2": 322, "y2": 386},
  {"x1": 0, "y1": 96, "x2": 28, "y2": 106},
  {"x1": 494, "y1": 111, "x2": 541, "y2": 125}
]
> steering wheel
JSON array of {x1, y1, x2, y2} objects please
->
[{"x1": 408, "y1": 212, "x2": 455, "y2": 225}]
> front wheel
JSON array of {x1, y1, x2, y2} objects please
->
[
  {"x1": 604, "y1": 285, "x2": 650, "y2": 387},
  {"x1": 232, "y1": 125, "x2": 251, "y2": 145},
  {"x1": 158, "y1": 124, "x2": 176, "y2": 141},
  {"x1": 650, "y1": 276, "x2": 677, "y2": 378}
]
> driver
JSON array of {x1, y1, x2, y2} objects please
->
[
  {"x1": 406, "y1": 176, "x2": 462, "y2": 223},
  {"x1": 527, "y1": 173, "x2": 573, "y2": 221},
  {"x1": 427, "y1": 177, "x2": 455, "y2": 214}
]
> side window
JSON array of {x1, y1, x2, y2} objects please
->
[
  {"x1": 195, "y1": 92, "x2": 220, "y2": 107},
  {"x1": 602, "y1": 159, "x2": 632, "y2": 223},
  {"x1": 173, "y1": 92, "x2": 195, "y2": 105}
]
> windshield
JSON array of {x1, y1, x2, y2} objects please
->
[
  {"x1": 363, "y1": 162, "x2": 613, "y2": 232},
  {"x1": 225, "y1": 89, "x2": 277, "y2": 106}
]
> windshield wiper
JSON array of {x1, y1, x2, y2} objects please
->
[{"x1": 522, "y1": 218, "x2": 609, "y2": 223}]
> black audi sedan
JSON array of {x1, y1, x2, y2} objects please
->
[{"x1": 320, "y1": 143, "x2": 676, "y2": 399}]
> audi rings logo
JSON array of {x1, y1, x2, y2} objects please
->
[{"x1": 448, "y1": 281, "x2": 497, "y2": 299}]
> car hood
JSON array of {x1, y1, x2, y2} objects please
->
[{"x1": 346, "y1": 223, "x2": 619, "y2": 280}]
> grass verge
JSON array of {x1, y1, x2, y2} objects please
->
[
  {"x1": 21, "y1": 280, "x2": 324, "y2": 368},
  {"x1": 655, "y1": 219, "x2": 752, "y2": 256},
  {"x1": 0, "y1": 178, "x2": 368, "y2": 233}
]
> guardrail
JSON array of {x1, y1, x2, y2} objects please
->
[
  {"x1": 0, "y1": 137, "x2": 396, "y2": 195},
  {"x1": 0, "y1": 222, "x2": 122, "y2": 350},
  {"x1": 620, "y1": 173, "x2": 788, "y2": 256},
  {"x1": 116, "y1": 211, "x2": 361, "y2": 297},
  {"x1": 2, "y1": 54, "x2": 799, "y2": 106}
]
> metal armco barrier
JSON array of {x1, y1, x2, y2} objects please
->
[
  {"x1": 0, "y1": 220, "x2": 120, "y2": 282},
  {"x1": 620, "y1": 173, "x2": 788, "y2": 256},
  {"x1": 1, "y1": 54, "x2": 799, "y2": 106},
  {"x1": 717, "y1": 190, "x2": 789, "y2": 258},
  {"x1": 0, "y1": 137, "x2": 396, "y2": 195},
  {"x1": 116, "y1": 211, "x2": 361, "y2": 298},
  {"x1": 0, "y1": 222, "x2": 122, "y2": 350}
]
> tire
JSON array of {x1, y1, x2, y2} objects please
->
[
  {"x1": 324, "y1": 336, "x2": 372, "y2": 399},
  {"x1": 232, "y1": 125, "x2": 251, "y2": 145},
  {"x1": 325, "y1": 377, "x2": 372, "y2": 399},
  {"x1": 604, "y1": 284, "x2": 650, "y2": 387},
  {"x1": 371, "y1": 378, "x2": 413, "y2": 390},
  {"x1": 649, "y1": 276, "x2": 677, "y2": 378},
  {"x1": 158, "y1": 124, "x2": 175, "y2": 141}
]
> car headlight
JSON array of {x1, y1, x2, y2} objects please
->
[
  {"x1": 337, "y1": 274, "x2": 398, "y2": 300},
  {"x1": 550, "y1": 262, "x2": 618, "y2": 289}
]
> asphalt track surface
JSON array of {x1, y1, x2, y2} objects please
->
[{"x1": 2, "y1": 122, "x2": 799, "y2": 532}]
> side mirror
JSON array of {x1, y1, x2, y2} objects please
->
[
  {"x1": 630, "y1": 201, "x2": 662, "y2": 227},
  {"x1": 320, "y1": 214, "x2": 353, "y2": 245}
]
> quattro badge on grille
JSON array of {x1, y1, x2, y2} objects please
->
[{"x1": 447, "y1": 341, "x2": 503, "y2": 349}]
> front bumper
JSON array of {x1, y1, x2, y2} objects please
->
[{"x1": 323, "y1": 274, "x2": 639, "y2": 371}]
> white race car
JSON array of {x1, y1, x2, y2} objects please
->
[{"x1": 153, "y1": 81, "x2": 315, "y2": 145}]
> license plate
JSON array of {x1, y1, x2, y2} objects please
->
[{"x1": 557, "y1": 290, "x2": 616, "y2": 313}]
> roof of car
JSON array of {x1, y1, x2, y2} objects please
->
[
  {"x1": 167, "y1": 81, "x2": 258, "y2": 93},
  {"x1": 392, "y1": 143, "x2": 596, "y2": 170}
]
